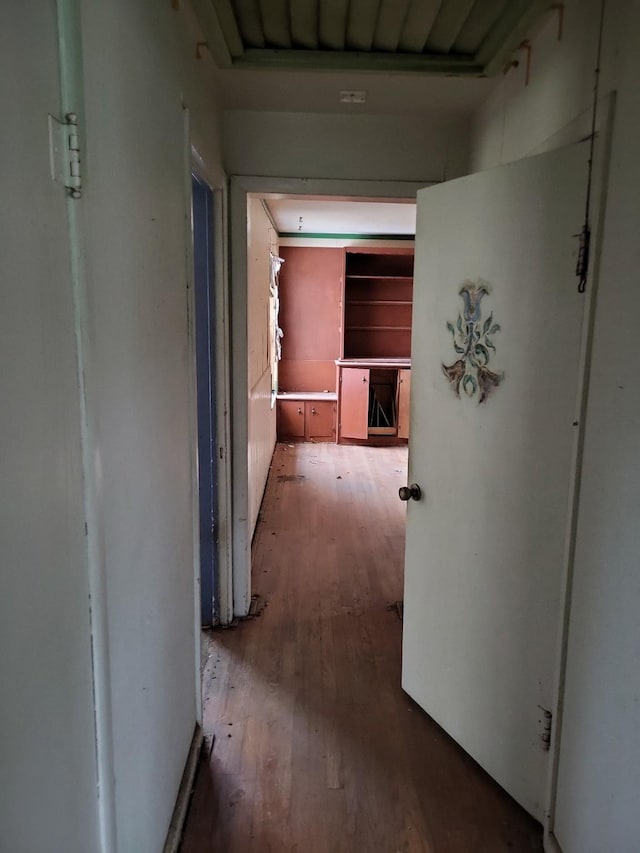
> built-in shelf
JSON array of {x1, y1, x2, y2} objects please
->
[
  {"x1": 277, "y1": 391, "x2": 337, "y2": 401},
  {"x1": 347, "y1": 325, "x2": 412, "y2": 332},
  {"x1": 346, "y1": 274, "x2": 414, "y2": 281},
  {"x1": 336, "y1": 358, "x2": 411, "y2": 367},
  {"x1": 347, "y1": 299, "x2": 412, "y2": 306},
  {"x1": 339, "y1": 250, "x2": 413, "y2": 443},
  {"x1": 343, "y1": 250, "x2": 413, "y2": 362}
]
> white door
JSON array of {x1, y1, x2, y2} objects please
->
[{"x1": 402, "y1": 142, "x2": 590, "y2": 819}]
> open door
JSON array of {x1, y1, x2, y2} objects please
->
[{"x1": 402, "y1": 142, "x2": 590, "y2": 819}]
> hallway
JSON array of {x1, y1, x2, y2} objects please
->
[{"x1": 181, "y1": 443, "x2": 543, "y2": 852}]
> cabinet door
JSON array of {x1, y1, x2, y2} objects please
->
[
  {"x1": 277, "y1": 400, "x2": 305, "y2": 438},
  {"x1": 306, "y1": 401, "x2": 335, "y2": 439},
  {"x1": 340, "y1": 368, "x2": 369, "y2": 439},
  {"x1": 396, "y1": 369, "x2": 411, "y2": 439}
]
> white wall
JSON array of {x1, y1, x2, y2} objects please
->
[
  {"x1": 552, "y1": 5, "x2": 640, "y2": 851},
  {"x1": 224, "y1": 110, "x2": 470, "y2": 181},
  {"x1": 0, "y1": 3, "x2": 100, "y2": 850},
  {"x1": 470, "y1": 1, "x2": 640, "y2": 849},
  {"x1": 77, "y1": 0, "x2": 224, "y2": 850},
  {"x1": 247, "y1": 198, "x2": 278, "y2": 537}
]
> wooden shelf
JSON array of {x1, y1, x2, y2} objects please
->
[
  {"x1": 277, "y1": 391, "x2": 337, "y2": 401},
  {"x1": 346, "y1": 325, "x2": 412, "y2": 332},
  {"x1": 342, "y1": 248, "x2": 413, "y2": 371},
  {"x1": 346, "y1": 274, "x2": 414, "y2": 281},
  {"x1": 336, "y1": 358, "x2": 411, "y2": 367},
  {"x1": 347, "y1": 299, "x2": 412, "y2": 306}
]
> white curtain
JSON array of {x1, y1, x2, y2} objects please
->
[{"x1": 269, "y1": 252, "x2": 284, "y2": 405}]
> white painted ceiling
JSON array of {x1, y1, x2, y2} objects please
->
[
  {"x1": 265, "y1": 197, "x2": 416, "y2": 236},
  {"x1": 196, "y1": 0, "x2": 546, "y2": 79}
]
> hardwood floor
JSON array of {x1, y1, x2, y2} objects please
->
[{"x1": 181, "y1": 443, "x2": 543, "y2": 853}]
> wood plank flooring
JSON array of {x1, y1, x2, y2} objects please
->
[{"x1": 181, "y1": 443, "x2": 543, "y2": 853}]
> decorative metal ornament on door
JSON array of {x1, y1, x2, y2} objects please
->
[{"x1": 441, "y1": 279, "x2": 504, "y2": 403}]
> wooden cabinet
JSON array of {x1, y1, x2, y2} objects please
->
[
  {"x1": 277, "y1": 395, "x2": 336, "y2": 442},
  {"x1": 277, "y1": 247, "x2": 413, "y2": 446},
  {"x1": 338, "y1": 364, "x2": 410, "y2": 442},
  {"x1": 337, "y1": 249, "x2": 413, "y2": 444}
]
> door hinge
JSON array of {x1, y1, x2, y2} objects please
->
[
  {"x1": 538, "y1": 705, "x2": 553, "y2": 751},
  {"x1": 575, "y1": 224, "x2": 591, "y2": 293},
  {"x1": 48, "y1": 112, "x2": 82, "y2": 198}
]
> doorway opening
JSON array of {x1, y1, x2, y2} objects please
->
[
  {"x1": 243, "y1": 191, "x2": 418, "y2": 618},
  {"x1": 228, "y1": 176, "x2": 429, "y2": 618},
  {"x1": 259, "y1": 194, "x2": 417, "y2": 626}
]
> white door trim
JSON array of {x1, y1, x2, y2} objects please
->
[
  {"x1": 185, "y1": 122, "x2": 233, "y2": 651},
  {"x1": 187, "y1": 143, "x2": 233, "y2": 630}
]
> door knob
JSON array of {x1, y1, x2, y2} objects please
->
[{"x1": 399, "y1": 484, "x2": 421, "y2": 502}]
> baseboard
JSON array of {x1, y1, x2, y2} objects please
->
[{"x1": 163, "y1": 723, "x2": 204, "y2": 853}]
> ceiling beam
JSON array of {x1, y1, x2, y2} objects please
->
[
  {"x1": 372, "y1": 0, "x2": 411, "y2": 52},
  {"x1": 397, "y1": 0, "x2": 442, "y2": 53},
  {"x1": 291, "y1": 0, "x2": 320, "y2": 49},
  {"x1": 346, "y1": 0, "x2": 383, "y2": 51},
  {"x1": 232, "y1": 0, "x2": 265, "y2": 48},
  {"x1": 210, "y1": 0, "x2": 244, "y2": 56},
  {"x1": 259, "y1": 0, "x2": 291, "y2": 48},
  {"x1": 234, "y1": 47, "x2": 483, "y2": 74},
  {"x1": 318, "y1": 0, "x2": 349, "y2": 50},
  {"x1": 454, "y1": 0, "x2": 508, "y2": 55},
  {"x1": 427, "y1": 0, "x2": 476, "y2": 53}
]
